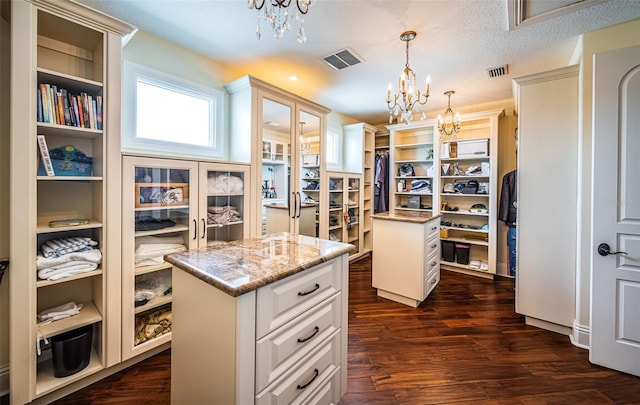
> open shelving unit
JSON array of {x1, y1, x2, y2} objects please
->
[{"x1": 9, "y1": 1, "x2": 134, "y2": 402}]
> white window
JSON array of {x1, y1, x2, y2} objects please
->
[{"x1": 122, "y1": 61, "x2": 225, "y2": 158}]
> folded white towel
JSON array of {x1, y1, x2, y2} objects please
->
[
  {"x1": 38, "y1": 261, "x2": 98, "y2": 280},
  {"x1": 36, "y1": 249, "x2": 102, "y2": 270},
  {"x1": 135, "y1": 234, "x2": 184, "y2": 248},
  {"x1": 38, "y1": 301, "x2": 84, "y2": 324},
  {"x1": 135, "y1": 243, "x2": 186, "y2": 266}
]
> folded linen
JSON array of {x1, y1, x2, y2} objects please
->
[
  {"x1": 38, "y1": 261, "x2": 98, "y2": 281},
  {"x1": 207, "y1": 174, "x2": 244, "y2": 195},
  {"x1": 135, "y1": 234, "x2": 184, "y2": 248},
  {"x1": 36, "y1": 249, "x2": 102, "y2": 270},
  {"x1": 41, "y1": 237, "x2": 97, "y2": 258},
  {"x1": 135, "y1": 243, "x2": 186, "y2": 266},
  {"x1": 38, "y1": 301, "x2": 84, "y2": 324}
]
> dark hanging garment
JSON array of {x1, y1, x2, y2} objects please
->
[
  {"x1": 375, "y1": 154, "x2": 388, "y2": 213},
  {"x1": 499, "y1": 169, "x2": 518, "y2": 277},
  {"x1": 499, "y1": 170, "x2": 517, "y2": 226}
]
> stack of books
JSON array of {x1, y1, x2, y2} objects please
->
[{"x1": 37, "y1": 83, "x2": 102, "y2": 130}]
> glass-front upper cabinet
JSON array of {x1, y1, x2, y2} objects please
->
[
  {"x1": 199, "y1": 162, "x2": 250, "y2": 244},
  {"x1": 298, "y1": 110, "x2": 322, "y2": 237},
  {"x1": 121, "y1": 156, "x2": 198, "y2": 361}
]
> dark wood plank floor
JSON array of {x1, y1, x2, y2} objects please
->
[{"x1": 49, "y1": 256, "x2": 639, "y2": 404}]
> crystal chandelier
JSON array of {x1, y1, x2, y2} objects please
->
[
  {"x1": 386, "y1": 31, "x2": 430, "y2": 124},
  {"x1": 438, "y1": 91, "x2": 461, "y2": 140},
  {"x1": 248, "y1": 0, "x2": 314, "y2": 43},
  {"x1": 299, "y1": 121, "x2": 311, "y2": 155}
]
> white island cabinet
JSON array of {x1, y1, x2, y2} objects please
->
[
  {"x1": 372, "y1": 214, "x2": 441, "y2": 307},
  {"x1": 165, "y1": 232, "x2": 353, "y2": 405}
]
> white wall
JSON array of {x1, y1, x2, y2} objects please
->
[{"x1": 573, "y1": 18, "x2": 640, "y2": 347}]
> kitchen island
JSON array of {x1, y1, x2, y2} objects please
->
[
  {"x1": 372, "y1": 213, "x2": 441, "y2": 307},
  {"x1": 165, "y1": 232, "x2": 354, "y2": 404}
]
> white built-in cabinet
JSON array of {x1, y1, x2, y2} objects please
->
[
  {"x1": 387, "y1": 109, "x2": 503, "y2": 277},
  {"x1": 327, "y1": 172, "x2": 362, "y2": 258},
  {"x1": 122, "y1": 156, "x2": 250, "y2": 360},
  {"x1": 343, "y1": 123, "x2": 377, "y2": 258},
  {"x1": 514, "y1": 66, "x2": 578, "y2": 333},
  {"x1": 226, "y1": 76, "x2": 330, "y2": 239},
  {"x1": 9, "y1": 1, "x2": 134, "y2": 403}
]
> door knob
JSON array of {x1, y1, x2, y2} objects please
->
[{"x1": 597, "y1": 243, "x2": 627, "y2": 257}]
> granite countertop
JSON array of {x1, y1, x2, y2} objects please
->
[
  {"x1": 165, "y1": 232, "x2": 355, "y2": 297},
  {"x1": 372, "y1": 212, "x2": 441, "y2": 223}
]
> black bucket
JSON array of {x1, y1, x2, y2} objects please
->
[{"x1": 51, "y1": 324, "x2": 93, "y2": 378}]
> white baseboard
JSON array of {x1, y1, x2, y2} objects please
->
[
  {"x1": 525, "y1": 316, "x2": 573, "y2": 336},
  {"x1": 0, "y1": 364, "x2": 9, "y2": 397},
  {"x1": 570, "y1": 321, "x2": 590, "y2": 350}
]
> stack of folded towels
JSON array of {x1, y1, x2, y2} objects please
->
[
  {"x1": 37, "y1": 237, "x2": 101, "y2": 281},
  {"x1": 135, "y1": 234, "x2": 186, "y2": 266}
]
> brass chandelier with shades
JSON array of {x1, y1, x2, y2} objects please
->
[
  {"x1": 248, "y1": 0, "x2": 314, "y2": 43},
  {"x1": 438, "y1": 90, "x2": 461, "y2": 140},
  {"x1": 386, "y1": 30, "x2": 430, "y2": 124}
]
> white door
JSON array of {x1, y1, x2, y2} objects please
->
[{"x1": 590, "y1": 44, "x2": 640, "y2": 376}]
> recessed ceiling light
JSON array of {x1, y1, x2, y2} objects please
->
[{"x1": 289, "y1": 75, "x2": 298, "y2": 81}]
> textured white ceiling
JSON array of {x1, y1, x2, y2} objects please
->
[{"x1": 75, "y1": 0, "x2": 640, "y2": 125}]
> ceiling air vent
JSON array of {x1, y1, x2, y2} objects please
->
[
  {"x1": 486, "y1": 64, "x2": 509, "y2": 78},
  {"x1": 322, "y1": 48, "x2": 364, "y2": 71}
]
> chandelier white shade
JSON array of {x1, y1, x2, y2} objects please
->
[
  {"x1": 438, "y1": 90, "x2": 461, "y2": 140},
  {"x1": 386, "y1": 31, "x2": 430, "y2": 124},
  {"x1": 248, "y1": 0, "x2": 314, "y2": 43}
]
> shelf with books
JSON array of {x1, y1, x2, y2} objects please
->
[{"x1": 37, "y1": 69, "x2": 104, "y2": 130}]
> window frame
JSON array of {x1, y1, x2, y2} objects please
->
[{"x1": 122, "y1": 60, "x2": 226, "y2": 159}]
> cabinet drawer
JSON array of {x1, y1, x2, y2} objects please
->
[
  {"x1": 425, "y1": 267, "x2": 440, "y2": 297},
  {"x1": 424, "y1": 254, "x2": 439, "y2": 276},
  {"x1": 426, "y1": 219, "x2": 440, "y2": 239},
  {"x1": 256, "y1": 294, "x2": 341, "y2": 392},
  {"x1": 257, "y1": 259, "x2": 341, "y2": 338},
  {"x1": 256, "y1": 332, "x2": 340, "y2": 405},
  {"x1": 425, "y1": 233, "x2": 440, "y2": 256},
  {"x1": 302, "y1": 367, "x2": 341, "y2": 405}
]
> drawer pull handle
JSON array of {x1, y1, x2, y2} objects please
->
[
  {"x1": 296, "y1": 368, "x2": 319, "y2": 390},
  {"x1": 431, "y1": 261, "x2": 437, "y2": 267},
  {"x1": 431, "y1": 226, "x2": 438, "y2": 231},
  {"x1": 431, "y1": 278, "x2": 437, "y2": 284},
  {"x1": 297, "y1": 326, "x2": 320, "y2": 343},
  {"x1": 298, "y1": 283, "x2": 320, "y2": 297},
  {"x1": 431, "y1": 244, "x2": 437, "y2": 249}
]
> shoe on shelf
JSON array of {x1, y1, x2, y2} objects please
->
[{"x1": 329, "y1": 233, "x2": 339, "y2": 241}]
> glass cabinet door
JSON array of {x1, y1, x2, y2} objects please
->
[
  {"x1": 122, "y1": 156, "x2": 197, "y2": 361},
  {"x1": 200, "y1": 163, "x2": 249, "y2": 244},
  {"x1": 298, "y1": 110, "x2": 322, "y2": 237},
  {"x1": 261, "y1": 97, "x2": 293, "y2": 235}
]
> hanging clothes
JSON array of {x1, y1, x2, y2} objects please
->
[
  {"x1": 374, "y1": 152, "x2": 389, "y2": 213},
  {"x1": 499, "y1": 169, "x2": 517, "y2": 277}
]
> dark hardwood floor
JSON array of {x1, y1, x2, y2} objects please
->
[{"x1": 50, "y1": 256, "x2": 639, "y2": 404}]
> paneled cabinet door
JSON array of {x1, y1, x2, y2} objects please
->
[{"x1": 121, "y1": 156, "x2": 198, "y2": 361}]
